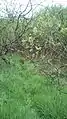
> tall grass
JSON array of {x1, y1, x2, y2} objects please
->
[{"x1": 0, "y1": 54, "x2": 67, "y2": 119}]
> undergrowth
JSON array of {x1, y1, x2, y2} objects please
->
[{"x1": 0, "y1": 54, "x2": 67, "y2": 119}]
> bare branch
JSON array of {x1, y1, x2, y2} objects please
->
[{"x1": 15, "y1": 0, "x2": 33, "y2": 32}]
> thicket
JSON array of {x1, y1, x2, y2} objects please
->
[
  {"x1": 0, "y1": 5, "x2": 67, "y2": 78},
  {"x1": 0, "y1": 5, "x2": 67, "y2": 83},
  {"x1": 0, "y1": 5, "x2": 67, "y2": 57}
]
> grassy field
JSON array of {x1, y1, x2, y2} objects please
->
[{"x1": 0, "y1": 54, "x2": 67, "y2": 119}]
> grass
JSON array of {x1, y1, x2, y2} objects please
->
[{"x1": 0, "y1": 54, "x2": 67, "y2": 119}]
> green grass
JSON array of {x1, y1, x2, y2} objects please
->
[{"x1": 0, "y1": 54, "x2": 67, "y2": 119}]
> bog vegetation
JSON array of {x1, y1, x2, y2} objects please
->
[{"x1": 0, "y1": 1, "x2": 67, "y2": 119}]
